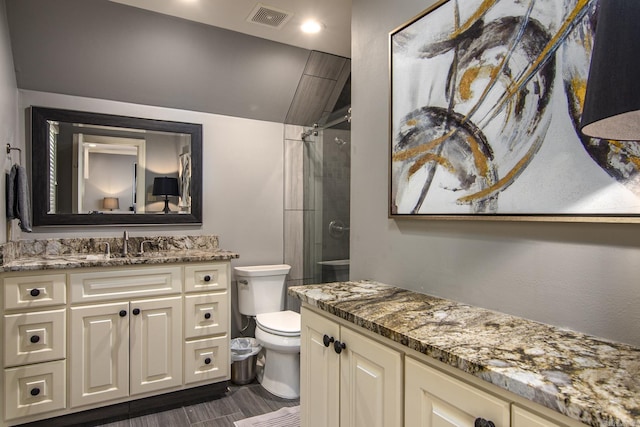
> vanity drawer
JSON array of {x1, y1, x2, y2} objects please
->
[
  {"x1": 184, "y1": 263, "x2": 228, "y2": 293},
  {"x1": 4, "y1": 309, "x2": 66, "y2": 367},
  {"x1": 70, "y1": 266, "x2": 182, "y2": 303},
  {"x1": 184, "y1": 336, "x2": 229, "y2": 384},
  {"x1": 184, "y1": 293, "x2": 228, "y2": 338},
  {"x1": 4, "y1": 359, "x2": 66, "y2": 421},
  {"x1": 4, "y1": 274, "x2": 66, "y2": 310}
]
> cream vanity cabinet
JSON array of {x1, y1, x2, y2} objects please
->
[
  {"x1": 301, "y1": 305, "x2": 587, "y2": 427},
  {"x1": 1, "y1": 261, "x2": 231, "y2": 427},
  {"x1": 300, "y1": 306, "x2": 403, "y2": 427}
]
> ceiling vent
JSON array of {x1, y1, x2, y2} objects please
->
[{"x1": 246, "y1": 3, "x2": 293, "y2": 29}]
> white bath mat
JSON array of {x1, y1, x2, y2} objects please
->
[{"x1": 234, "y1": 405, "x2": 300, "y2": 427}]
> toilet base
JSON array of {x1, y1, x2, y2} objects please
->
[{"x1": 256, "y1": 348, "x2": 300, "y2": 399}]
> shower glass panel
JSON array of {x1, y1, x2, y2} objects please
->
[{"x1": 303, "y1": 106, "x2": 351, "y2": 283}]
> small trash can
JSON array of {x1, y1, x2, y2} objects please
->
[{"x1": 230, "y1": 337, "x2": 262, "y2": 385}]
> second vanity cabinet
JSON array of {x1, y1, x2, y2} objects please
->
[
  {"x1": 301, "y1": 305, "x2": 587, "y2": 427},
  {"x1": 1, "y1": 261, "x2": 231, "y2": 427},
  {"x1": 300, "y1": 306, "x2": 403, "y2": 427}
]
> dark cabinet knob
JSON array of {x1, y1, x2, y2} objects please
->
[
  {"x1": 119, "y1": 310, "x2": 127, "y2": 317},
  {"x1": 334, "y1": 340, "x2": 346, "y2": 354},
  {"x1": 204, "y1": 312, "x2": 211, "y2": 319},
  {"x1": 30, "y1": 387, "x2": 40, "y2": 396},
  {"x1": 204, "y1": 275, "x2": 211, "y2": 282},
  {"x1": 323, "y1": 334, "x2": 335, "y2": 347},
  {"x1": 132, "y1": 308, "x2": 141, "y2": 315},
  {"x1": 204, "y1": 357, "x2": 212, "y2": 365},
  {"x1": 30, "y1": 288, "x2": 41, "y2": 297},
  {"x1": 30, "y1": 335, "x2": 40, "y2": 344},
  {"x1": 474, "y1": 418, "x2": 495, "y2": 427}
]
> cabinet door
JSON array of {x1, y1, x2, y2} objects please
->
[
  {"x1": 130, "y1": 296, "x2": 183, "y2": 395},
  {"x1": 300, "y1": 307, "x2": 340, "y2": 427},
  {"x1": 70, "y1": 302, "x2": 129, "y2": 408},
  {"x1": 405, "y1": 357, "x2": 510, "y2": 427},
  {"x1": 339, "y1": 327, "x2": 403, "y2": 427}
]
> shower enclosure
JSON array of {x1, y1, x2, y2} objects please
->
[{"x1": 302, "y1": 106, "x2": 351, "y2": 283}]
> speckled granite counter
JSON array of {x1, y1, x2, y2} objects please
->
[
  {"x1": 289, "y1": 280, "x2": 640, "y2": 427},
  {"x1": 0, "y1": 235, "x2": 239, "y2": 272}
]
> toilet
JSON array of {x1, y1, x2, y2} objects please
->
[{"x1": 234, "y1": 264, "x2": 300, "y2": 399}]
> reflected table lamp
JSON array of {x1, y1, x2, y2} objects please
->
[
  {"x1": 580, "y1": 0, "x2": 640, "y2": 140},
  {"x1": 102, "y1": 197, "x2": 119, "y2": 211},
  {"x1": 152, "y1": 177, "x2": 179, "y2": 214}
]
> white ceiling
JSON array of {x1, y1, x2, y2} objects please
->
[{"x1": 109, "y1": 0, "x2": 352, "y2": 58}]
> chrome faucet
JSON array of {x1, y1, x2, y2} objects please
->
[
  {"x1": 138, "y1": 240, "x2": 153, "y2": 256},
  {"x1": 122, "y1": 230, "x2": 129, "y2": 257},
  {"x1": 101, "y1": 242, "x2": 110, "y2": 257}
]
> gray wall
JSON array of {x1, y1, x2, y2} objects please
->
[
  {"x1": 0, "y1": 0, "x2": 17, "y2": 243},
  {"x1": 351, "y1": 0, "x2": 640, "y2": 347}
]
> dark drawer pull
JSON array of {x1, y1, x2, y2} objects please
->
[
  {"x1": 132, "y1": 308, "x2": 141, "y2": 315},
  {"x1": 30, "y1": 335, "x2": 40, "y2": 344},
  {"x1": 204, "y1": 357, "x2": 212, "y2": 365},
  {"x1": 203, "y1": 275, "x2": 211, "y2": 282},
  {"x1": 30, "y1": 288, "x2": 41, "y2": 297},
  {"x1": 323, "y1": 334, "x2": 335, "y2": 347},
  {"x1": 204, "y1": 312, "x2": 211, "y2": 320},
  {"x1": 475, "y1": 418, "x2": 495, "y2": 427},
  {"x1": 119, "y1": 310, "x2": 127, "y2": 317},
  {"x1": 30, "y1": 387, "x2": 40, "y2": 396}
]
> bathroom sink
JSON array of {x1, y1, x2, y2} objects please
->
[
  {"x1": 84, "y1": 254, "x2": 109, "y2": 261},
  {"x1": 42, "y1": 254, "x2": 110, "y2": 261}
]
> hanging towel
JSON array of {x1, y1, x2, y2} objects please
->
[{"x1": 6, "y1": 164, "x2": 32, "y2": 232}]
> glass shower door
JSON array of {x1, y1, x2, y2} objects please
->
[{"x1": 303, "y1": 106, "x2": 351, "y2": 283}]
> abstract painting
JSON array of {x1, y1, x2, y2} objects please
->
[{"x1": 390, "y1": 0, "x2": 640, "y2": 221}]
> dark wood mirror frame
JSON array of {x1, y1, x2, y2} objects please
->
[{"x1": 30, "y1": 107, "x2": 203, "y2": 226}]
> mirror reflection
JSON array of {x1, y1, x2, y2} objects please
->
[{"x1": 31, "y1": 107, "x2": 202, "y2": 226}]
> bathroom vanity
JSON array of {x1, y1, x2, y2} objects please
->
[
  {"x1": 290, "y1": 281, "x2": 640, "y2": 427},
  {"x1": 0, "y1": 235, "x2": 238, "y2": 427}
]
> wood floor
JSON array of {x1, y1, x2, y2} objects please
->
[{"x1": 95, "y1": 383, "x2": 300, "y2": 427}]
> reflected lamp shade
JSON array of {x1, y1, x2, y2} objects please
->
[
  {"x1": 152, "y1": 177, "x2": 179, "y2": 214},
  {"x1": 580, "y1": 0, "x2": 640, "y2": 140},
  {"x1": 102, "y1": 197, "x2": 119, "y2": 211}
]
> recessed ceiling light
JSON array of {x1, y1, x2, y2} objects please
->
[{"x1": 301, "y1": 19, "x2": 322, "y2": 34}]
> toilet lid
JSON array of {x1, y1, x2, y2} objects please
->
[{"x1": 256, "y1": 310, "x2": 301, "y2": 337}]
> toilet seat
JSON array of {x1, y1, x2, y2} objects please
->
[{"x1": 256, "y1": 310, "x2": 300, "y2": 337}]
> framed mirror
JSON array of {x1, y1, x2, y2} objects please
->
[{"x1": 30, "y1": 107, "x2": 202, "y2": 226}]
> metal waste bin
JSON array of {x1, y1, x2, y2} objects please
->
[{"x1": 230, "y1": 338, "x2": 261, "y2": 385}]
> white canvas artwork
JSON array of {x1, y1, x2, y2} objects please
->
[{"x1": 390, "y1": 0, "x2": 640, "y2": 219}]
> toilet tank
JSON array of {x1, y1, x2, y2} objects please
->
[{"x1": 234, "y1": 264, "x2": 291, "y2": 316}]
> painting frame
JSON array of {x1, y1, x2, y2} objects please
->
[{"x1": 389, "y1": 0, "x2": 640, "y2": 223}]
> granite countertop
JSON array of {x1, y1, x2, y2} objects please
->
[
  {"x1": 289, "y1": 280, "x2": 640, "y2": 427},
  {"x1": 1, "y1": 249, "x2": 239, "y2": 272},
  {"x1": 0, "y1": 235, "x2": 239, "y2": 272}
]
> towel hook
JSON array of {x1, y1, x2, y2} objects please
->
[{"x1": 6, "y1": 144, "x2": 22, "y2": 165}]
